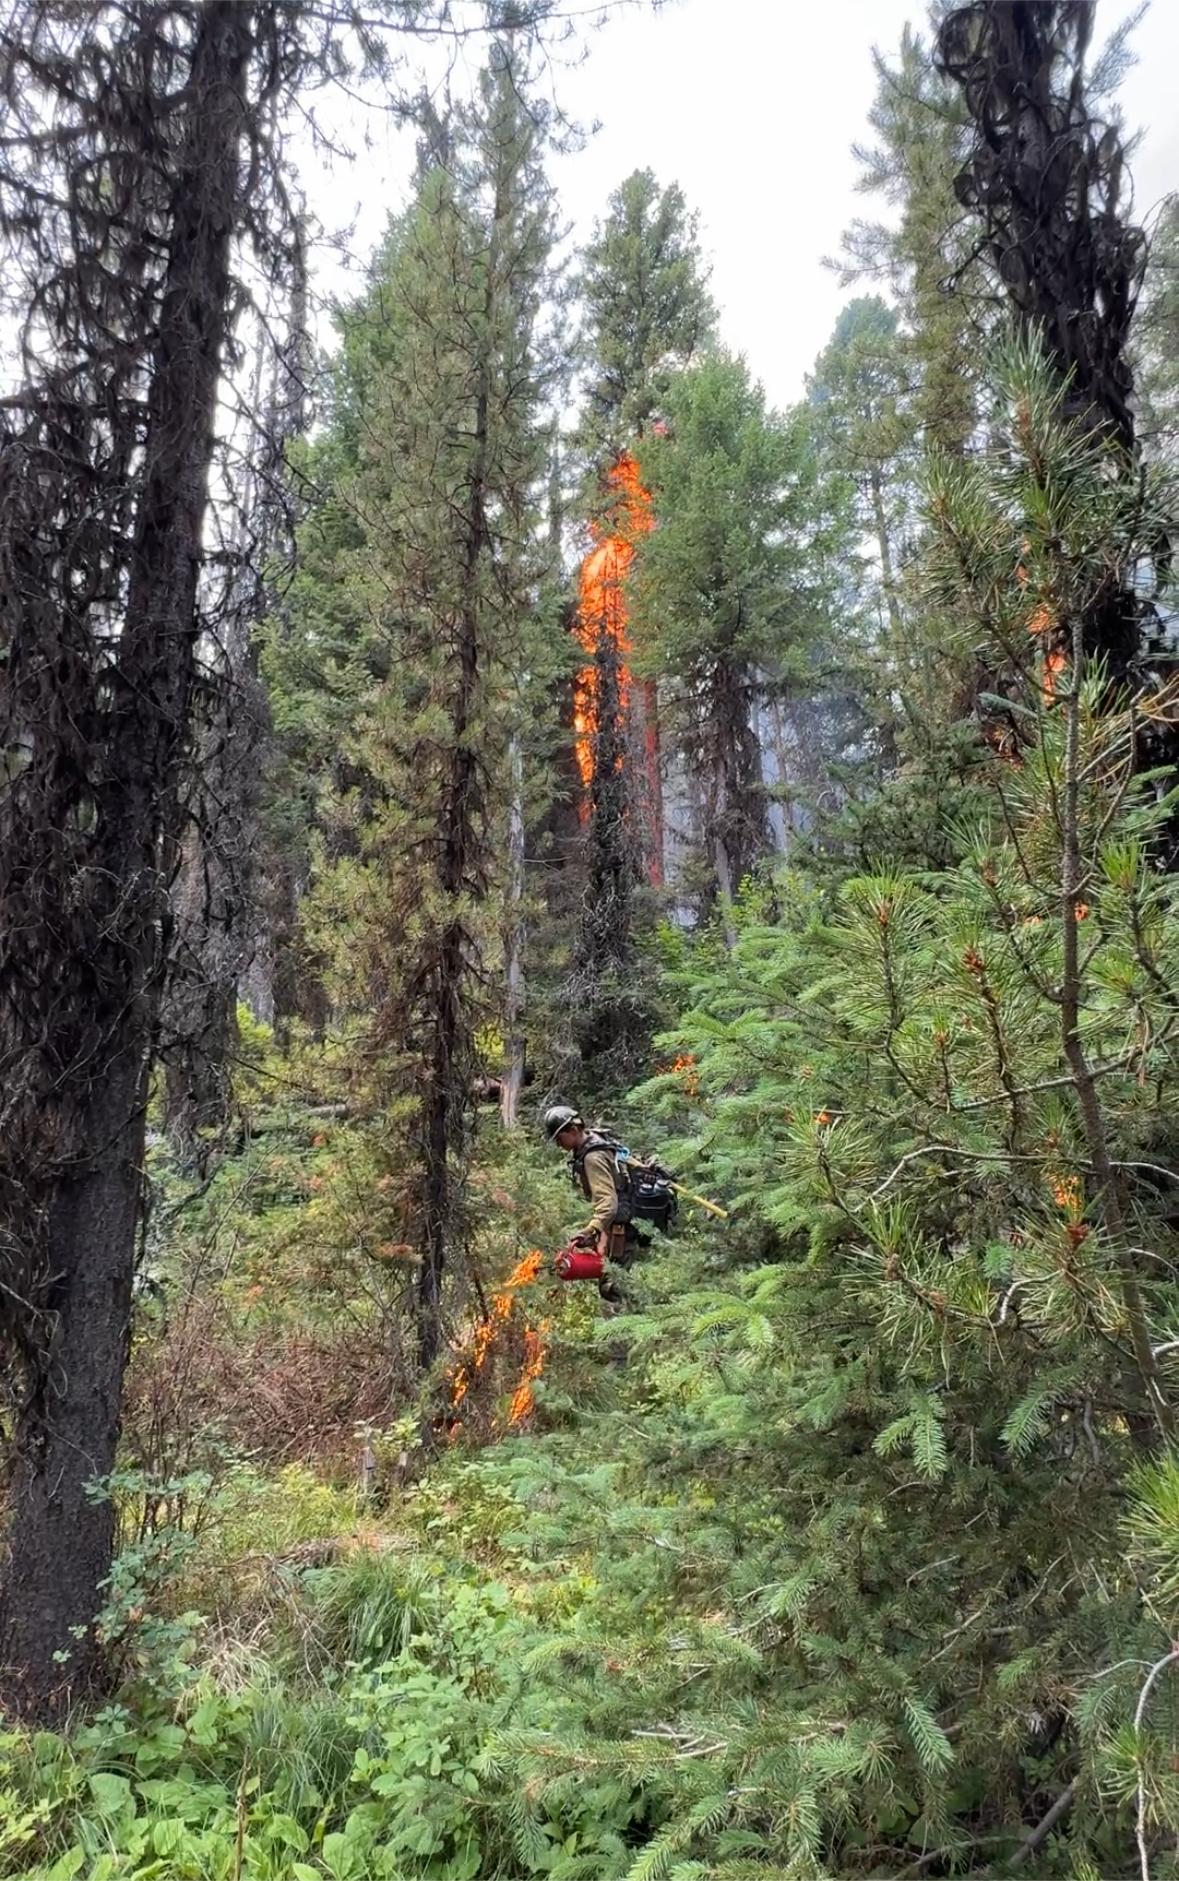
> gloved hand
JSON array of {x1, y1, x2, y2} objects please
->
[{"x1": 571, "y1": 1227, "x2": 600, "y2": 1252}]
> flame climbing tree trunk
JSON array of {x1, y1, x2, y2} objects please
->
[
  {"x1": 568, "y1": 455, "x2": 654, "y2": 1071},
  {"x1": 570, "y1": 169, "x2": 716, "y2": 1077}
]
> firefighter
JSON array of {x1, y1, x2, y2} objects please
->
[{"x1": 544, "y1": 1105, "x2": 640, "y2": 1306}]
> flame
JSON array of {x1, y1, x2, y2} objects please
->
[
  {"x1": 447, "y1": 1249, "x2": 549, "y2": 1431},
  {"x1": 507, "y1": 1322, "x2": 549, "y2": 1425},
  {"x1": 574, "y1": 451, "x2": 663, "y2": 884},
  {"x1": 1024, "y1": 596, "x2": 1067, "y2": 701},
  {"x1": 1049, "y1": 1172, "x2": 1082, "y2": 1213},
  {"x1": 671, "y1": 1052, "x2": 700, "y2": 1098},
  {"x1": 505, "y1": 1249, "x2": 544, "y2": 1290}
]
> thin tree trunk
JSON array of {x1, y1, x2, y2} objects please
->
[
  {"x1": 869, "y1": 466, "x2": 903, "y2": 641},
  {"x1": 417, "y1": 148, "x2": 508, "y2": 1370},
  {"x1": 501, "y1": 731, "x2": 527, "y2": 1128},
  {"x1": 700, "y1": 658, "x2": 768, "y2": 944},
  {"x1": 634, "y1": 675, "x2": 664, "y2": 886},
  {"x1": 709, "y1": 711, "x2": 740, "y2": 951},
  {"x1": 0, "y1": 0, "x2": 252, "y2": 1717},
  {"x1": 163, "y1": 820, "x2": 238, "y2": 1168},
  {"x1": 1058, "y1": 614, "x2": 1172, "y2": 1445}
]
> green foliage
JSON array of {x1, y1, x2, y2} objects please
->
[
  {"x1": 12, "y1": 23, "x2": 1179, "y2": 1881},
  {"x1": 838, "y1": 19, "x2": 983, "y2": 454},
  {"x1": 576, "y1": 168, "x2": 716, "y2": 466},
  {"x1": 630, "y1": 354, "x2": 858, "y2": 922}
]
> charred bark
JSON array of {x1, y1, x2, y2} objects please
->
[
  {"x1": 572, "y1": 622, "x2": 645, "y2": 1075},
  {"x1": 936, "y1": 1, "x2": 1154, "y2": 687},
  {"x1": 0, "y1": 0, "x2": 254, "y2": 1717}
]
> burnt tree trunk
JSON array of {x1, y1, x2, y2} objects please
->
[
  {"x1": 573, "y1": 620, "x2": 643, "y2": 1074},
  {"x1": 0, "y1": 1, "x2": 253, "y2": 1718},
  {"x1": 936, "y1": 1, "x2": 1151, "y2": 686}
]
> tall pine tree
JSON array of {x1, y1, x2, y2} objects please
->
[
  {"x1": 633, "y1": 355, "x2": 851, "y2": 933},
  {"x1": 569, "y1": 170, "x2": 715, "y2": 1080},
  {"x1": 306, "y1": 39, "x2": 557, "y2": 1369}
]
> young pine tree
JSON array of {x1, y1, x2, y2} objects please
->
[{"x1": 623, "y1": 338, "x2": 1178, "y2": 1870}]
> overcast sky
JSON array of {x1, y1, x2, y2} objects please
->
[{"x1": 299, "y1": 0, "x2": 1179, "y2": 413}]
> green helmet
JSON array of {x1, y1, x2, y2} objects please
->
[{"x1": 544, "y1": 1104, "x2": 581, "y2": 1143}]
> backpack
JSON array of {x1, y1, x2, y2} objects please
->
[{"x1": 571, "y1": 1127, "x2": 678, "y2": 1232}]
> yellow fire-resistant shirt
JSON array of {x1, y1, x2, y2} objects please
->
[{"x1": 582, "y1": 1147, "x2": 621, "y2": 1241}]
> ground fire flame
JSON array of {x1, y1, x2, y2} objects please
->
[{"x1": 447, "y1": 1249, "x2": 549, "y2": 1434}]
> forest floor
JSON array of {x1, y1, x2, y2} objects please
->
[{"x1": 3, "y1": 1052, "x2": 743, "y2": 1881}]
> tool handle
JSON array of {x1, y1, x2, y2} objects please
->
[{"x1": 668, "y1": 1181, "x2": 729, "y2": 1220}]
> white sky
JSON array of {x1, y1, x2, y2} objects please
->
[{"x1": 297, "y1": 0, "x2": 1179, "y2": 413}]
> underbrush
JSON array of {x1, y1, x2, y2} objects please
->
[
  {"x1": 0, "y1": 1495, "x2": 671, "y2": 1881},
  {"x1": 125, "y1": 1289, "x2": 397, "y2": 1481},
  {"x1": 11, "y1": 1013, "x2": 1177, "y2": 1875},
  {"x1": 4, "y1": 1383, "x2": 1174, "y2": 1880}
]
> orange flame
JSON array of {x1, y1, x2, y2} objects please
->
[
  {"x1": 671, "y1": 1052, "x2": 700, "y2": 1098},
  {"x1": 1049, "y1": 1172, "x2": 1082, "y2": 1213},
  {"x1": 1024, "y1": 597, "x2": 1067, "y2": 701},
  {"x1": 447, "y1": 1249, "x2": 549, "y2": 1431},
  {"x1": 507, "y1": 1322, "x2": 550, "y2": 1425},
  {"x1": 574, "y1": 451, "x2": 662, "y2": 884}
]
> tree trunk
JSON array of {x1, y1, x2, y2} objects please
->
[
  {"x1": 869, "y1": 466, "x2": 903, "y2": 642},
  {"x1": 631, "y1": 675, "x2": 664, "y2": 887},
  {"x1": 0, "y1": 1058, "x2": 144, "y2": 1715},
  {"x1": 163, "y1": 822, "x2": 239, "y2": 1169},
  {"x1": 501, "y1": 732, "x2": 527, "y2": 1128},
  {"x1": 574, "y1": 620, "x2": 640, "y2": 1068},
  {"x1": 416, "y1": 142, "x2": 509, "y2": 1370},
  {"x1": 0, "y1": 0, "x2": 252, "y2": 1718},
  {"x1": 699, "y1": 659, "x2": 769, "y2": 940}
]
